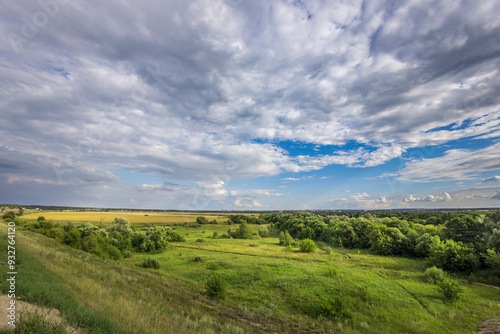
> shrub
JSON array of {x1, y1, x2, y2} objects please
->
[
  {"x1": 37, "y1": 216, "x2": 46, "y2": 222},
  {"x1": 437, "y1": 278, "x2": 463, "y2": 302},
  {"x1": 141, "y1": 258, "x2": 160, "y2": 269},
  {"x1": 324, "y1": 247, "x2": 333, "y2": 255},
  {"x1": 165, "y1": 230, "x2": 186, "y2": 242},
  {"x1": 326, "y1": 267, "x2": 337, "y2": 277},
  {"x1": 123, "y1": 250, "x2": 132, "y2": 258},
  {"x1": 237, "y1": 222, "x2": 253, "y2": 239},
  {"x1": 212, "y1": 231, "x2": 218, "y2": 239},
  {"x1": 15, "y1": 310, "x2": 68, "y2": 334},
  {"x1": 279, "y1": 230, "x2": 294, "y2": 246},
  {"x1": 62, "y1": 229, "x2": 82, "y2": 249},
  {"x1": 427, "y1": 237, "x2": 479, "y2": 272},
  {"x1": 258, "y1": 225, "x2": 269, "y2": 237},
  {"x1": 205, "y1": 273, "x2": 226, "y2": 300},
  {"x1": 299, "y1": 239, "x2": 317, "y2": 253},
  {"x1": 207, "y1": 262, "x2": 219, "y2": 270},
  {"x1": 2, "y1": 211, "x2": 16, "y2": 221},
  {"x1": 196, "y1": 216, "x2": 209, "y2": 224},
  {"x1": 194, "y1": 256, "x2": 203, "y2": 262},
  {"x1": 425, "y1": 266, "x2": 446, "y2": 284},
  {"x1": 195, "y1": 238, "x2": 205, "y2": 243},
  {"x1": 108, "y1": 217, "x2": 133, "y2": 237},
  {"x1": 318, "y1": 293, "x2": 350, "y2": 319}
]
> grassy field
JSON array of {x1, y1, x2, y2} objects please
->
[
  {"x1": 21, "y1": 211, "x2": 237, "y2": 224},
  {"x1": 2, "y1": 213, "x2": 500, "y2": 333}
]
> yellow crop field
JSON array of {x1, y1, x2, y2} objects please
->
[{"x1": 22, "y1": 211, "x2": 232, "y2": 224}]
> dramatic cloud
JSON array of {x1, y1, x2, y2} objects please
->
[{"x1": 1, "y1": 0, "x2": 500, "y2": 208}]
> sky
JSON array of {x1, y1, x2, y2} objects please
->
[{"x1": 1, "y1": 0, "x2": 500, "y2": 210}]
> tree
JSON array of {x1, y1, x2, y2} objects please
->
[
  {"x1": 258, "y1": 225, "x2": 269, "y2": 237},
  {"x1": 368, "y1": 225, "x2": 407, "y2": 255},
  {"x1": 444, "y1": 216, "x2": 484, "y2": 250},
  {"x1": 236, "y1": 222, "x2": 253, "y2": 239},
  {"x1": 196, "y1": 216, "x2": 209, "y2": 225},
  {"x1": 17, "y1": 207, "x2": 24, "y2": 216},
  {"x1": 108, "y1": 217, "x2": 133, "y2": 237},
  {"x1": 485, "y1": 211, "x2": 500, "y2": 251},
  {"x1": 279, "y1": 230, "x2": 294, "y2": 246},
  {"x1": 427, "y1": 238, "x2": 479, "y2": 272}
]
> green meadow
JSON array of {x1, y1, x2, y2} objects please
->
[{"x1": 1, "y1": 214, "x2": 500, "y2": 333}]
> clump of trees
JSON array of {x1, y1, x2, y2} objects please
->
[
  {"x1": 19, "y1": 216, "x2": 186, "y2": 260},
  {"x1": 263, "y1": 210, "x2": 500, "y2": 279}
]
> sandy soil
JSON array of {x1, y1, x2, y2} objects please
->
[{"x1": 0, "y1": 294, "x2": 79, "y2": 333}]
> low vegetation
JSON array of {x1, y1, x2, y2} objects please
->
[{"x1": 1, "y1": 209, "x2": 500, "y2": 333}]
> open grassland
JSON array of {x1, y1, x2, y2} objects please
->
[
  {"x1": 2, "y1": 215, "x2": 500, "y2": 333},
  {"x1": 21, "y1": 211, "x2": 241, "y2": 224}
]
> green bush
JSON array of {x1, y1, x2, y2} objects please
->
[
  {"x1": 195, "y1": 238, "x2": 205, "y2": 243},
  {"x1": 258, "y1": 225, "x2": 269, "y2": 237},
  {"x1": 279, "y1": 230, "x2": 294, "y2": 246},
  {"x1": 437, "y1": 278, "x2": 463, "y2": 302},
  {"x1": 299, "y1": 239, "x2": 317, "y2": 253},
  {"x1": 37, "y1": 216, "x2": 46, "y2": 222},
  {"x1": 318, "y1": 293, "x2": 351, "y2": 319},
  {"x1": 485, "y1": 249, "x2": 500, "y2": 275},
  {"x1": 196, "y1": 216, "x2": 209, "y2": 224},
  {"x1": 206, "y1": 262, "x2": 219, "y2": 270},
  {"x1": 425, "y1": 266, "x2": 446, "y2": 284},
  {"x1": 326, "y1": 267, "x2": 337, "y2": 277},
  {"x1": 2, "y1": 211, "x2": 16, "y2": 221},
  {"x1": 141, "y1": 258, "x2": 160, "y2": 269},
  {"x1": 123, "y1": 250, "x2": 132, "y2": 258},
  {"x1": 205, "y1": 273, "x2": 226, "y2": 300}
]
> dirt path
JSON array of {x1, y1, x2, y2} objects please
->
[
  {"x1": 0, "y1": 294, "x2": 79, "y2": 333},
  {"x1": 478, "y1": 316, "x2": 500, "y2": 334}
]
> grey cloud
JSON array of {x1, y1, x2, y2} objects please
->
[{"x1": 484, "y1": 176, "x2": 500, "y2": 183}]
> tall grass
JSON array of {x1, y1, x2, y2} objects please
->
[{"x1": 0, "y1": 234, "x2": 126, "y2": 333}]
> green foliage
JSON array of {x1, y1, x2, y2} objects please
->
[
  {"x1": 62, "y1": 229, "x2": 82, "y2": 249},
  {"x1": 195, "y1": 238, "x2": 205, "y2": 243},
  {"x1": 326, "y1": 267, "x2": 337, "y2": 277},
  {"x1": 131, "y1": 233, "x2": 146, "y2": 250},
  {"x1": 484, "y1": 249, "x2": 500, "y2": 275},
  {"x1": 194, "y1": 256, "x2": 203, "y2": 262},
  {"x1": 424, "y1": 266, "x2": 446, "y2": 284},
  {"x1": 2, "y1": 211, "x2": 16, "y2": 221},
  {"x1": 279, "y1": 230, "x2": 294, "y2": 246},
  {"x1": 427, "y1": 237, "x2": 479, "y2": 272},
  {"x1": 324, "y1": 246, "x2": 333, "y2": 255},
  {"x1": 207, "y1": 262, "x2": 219, "y2": 270},
  {"x1": 437, "y1": 278, "x2": 464, "y2": 302},
  {"x1": 237, "y1": 222, "x2": 253, "y2": 239},
  {"x1": 317, "y1": 292, "x2": 351, "y2": 319},
  {"x1": 258, "y1": 225, "x2": 269, "y2": 237},
  {"x1": 165, "y1": 230, "x2": 186, "y2": 242},
  {"x1": 444, "y1": 216, "x2": 484, "y2": 251},
  {"x1": 37, "y1": 216, "x2": 46, "y2": 222},
  {"x1": 141, "y1": 257, "x2": 160, "y2": 269},
  {"x1": 485, "y1": 211, "x2": 500, "y2": 251},
  {"x1": 369, "y1": 225, "x2": 407, "y2": 255},
  {"x1": 205, "y1": 273, "x2": 227, "y2": 300},
  {"x1": 140, "y1": 226, "x2": 168, "y2": 252},
  {"x1": 299, "y1": 238, "x2": 317, "y2": 253},
  {"x1": 108, "y1": 217, "x2": 133, "y2": 237},
  {"x1": 196, "y1": 216, "x2": 209, "y2": 225},
  {"x1": 415, "y1": 233, "x2": 435, "y2": 257},
  {"x1": 212, "y1": 231, "x2": 218, "y2": 239}
]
